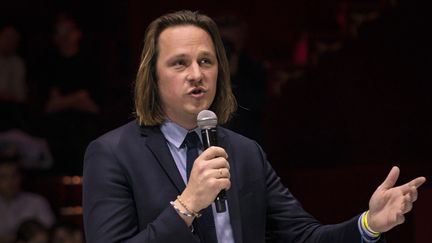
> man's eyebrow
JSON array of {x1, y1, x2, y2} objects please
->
[
  {"x1": 169, "y1": 54, "x2": 188, "y2": 59},
  {"x1": 167, "y1": 52, "x2": 215, "y2": 61},
  {"x1": 199, "y1": 51, "x2": 215, "y2": 57},
  {"x1": 165, "y1": 54, "x2": 188, "y2": 64}
]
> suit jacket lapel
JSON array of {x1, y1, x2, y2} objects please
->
[
  {"x1": 141, "y1": 126, "x2": 186, "y2": 193},
  {"x1": 219, "y1": 129, "x2": 243, "y2": 243},
  {"x1": 141, "y1": 125, "x2": 243, "y2": 243}
]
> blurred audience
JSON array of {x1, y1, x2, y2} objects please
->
[
  {"x1": 0, "y1": 158, "x2": 55, "y2": 243},
  {"x1": 0, "y1": 129, "x2": 52, "y2": 170},
  {"x1": 15, "y1": 220, "x2": 49, "y2": 243},
  {"x1": 217, "y1": 15, "x2": 267, "y2": 146},
  {"x1": 50, "y1": 222, "x2": 83, "y2": 243},
  {"x1": 36, "y1": 13, "x2": 103, "y2": 175},
  {"x1": 42, "y1": 14, "x2": 100, "y2": 115},
  {"x1": 0, "y1": 22, "x2": 29, "y2": 132},
  {"x1": 0, "y1": 22, "x2": 27, "y2": 104}
]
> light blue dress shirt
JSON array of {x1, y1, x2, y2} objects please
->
[{"x1": 161, "y1": 120, "x2": 235, "y2": 243}]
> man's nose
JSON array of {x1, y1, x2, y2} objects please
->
[{"x1": 186, "y1": 62, "x2": 203, "y2": 83}]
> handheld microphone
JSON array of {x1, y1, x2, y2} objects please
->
[{"x1": 197, "y1": 110, "x2": 227, "y2": 213}]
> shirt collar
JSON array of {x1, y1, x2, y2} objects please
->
[{"x1": 160, "y1": 120, "x2": 201, "y2": 149}]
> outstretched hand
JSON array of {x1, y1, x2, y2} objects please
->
[{"x1": 367, "y1": 166, "x2": 426, "y2": 233}]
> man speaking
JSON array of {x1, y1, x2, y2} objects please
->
[{"x1": 82, "y1": 10, "x2": 426, "y2": 243}]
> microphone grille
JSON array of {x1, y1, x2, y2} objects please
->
[{"x1": 197, "y1": 110, "x2": 218, "y2": 129}]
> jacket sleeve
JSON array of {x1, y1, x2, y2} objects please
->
[
  {"x1": 256, "y1": 143, "x2": 386, "y2": 243},
  {"x1": 83, "y1": 139, "x2": 198, "y2": 243}
]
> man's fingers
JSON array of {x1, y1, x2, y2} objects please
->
[
  {"x1": 409, "y1": 176, "x2": 426, "y2": 188},
  {"x1": 214, "y1": 168, "x2": 230, "y2": 179},
  {"x1": 200, "y1": 146, "x2": 228, "y2": 160},
  {"x1": 398, "y1": 177, "x2": 426, "y2": 195},
  {"x1": 411, "y1": 188, "x2": 418, "y2": 202},
  {"x1": 379, "y1": 166, "x2": 400, "y2": 190},
  {"x1": 402, "y1": 194, "x2": 413, "y2": 214},
  {"x1": 218, "y1": 178, "x2": 231, "y2": 191},
  {"x1": 396, "y1": 214, "x2": 405, "y2": 225}
]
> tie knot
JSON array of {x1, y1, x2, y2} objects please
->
[{"x1": 184, "y1": 131, "x2": 201, "y2": 149}]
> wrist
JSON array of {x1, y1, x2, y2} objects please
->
[
  {"x1": 179, "y1": 190, "x2": 201, "y2": 212},
  {"x1": 170, "y1": 200, "x2": 195, "y2": 227},
  {"x1": 171, "y1": 200, "x2": 194, "y2": 217},
  {"x1": 177, "y1": 196, "x2": 201, "y2": 218},
  {"x1": 365, "y1": 210, "x2": 381, "y2": 234},
  {"x1": 363, "y1": 211, "x2": 381, "y2": 236},
  {"x1": 358, "y1": 211, "x2": 381, "y2": 242}
]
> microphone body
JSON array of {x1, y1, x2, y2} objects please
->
[{"x1": 197, "y1": 110, "x2": 227, "y2": 213}]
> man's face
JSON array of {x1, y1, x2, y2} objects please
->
[{"x1": 156, "y1": 25, "x2": 218, "y2": 129}]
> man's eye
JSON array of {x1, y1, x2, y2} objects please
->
[
  {"x1": 173, "y1": 60, "x2": 186, "y2": 66},
  {"x1": 200, "y1": 58, "x2": 212, "y2": 65}
]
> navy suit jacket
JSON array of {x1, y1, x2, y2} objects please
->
[{"x1": 83, "y1": 121, "x2": 384, "y2": 243}]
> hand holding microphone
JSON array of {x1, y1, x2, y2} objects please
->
[
  {"x1": 197, "y1": 110, "x2": 228, "y2": 213},
  {"x1": 179, "y1": 110, "x2": 230, "y2": 214}
]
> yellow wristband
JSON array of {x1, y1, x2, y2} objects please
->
[{"x1": 364, "y1": 211, "x2": 380, "y2": 235}]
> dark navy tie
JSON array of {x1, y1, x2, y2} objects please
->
[{"x1": 184, "y1": 131, "x2": 218, "y2": 243}]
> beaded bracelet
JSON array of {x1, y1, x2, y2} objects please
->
[
  {"x1": 177, "y1": 196, "x2": 202, "y2": 218},
  {"x1": 170, "y1": 201, "x2": 195, "y2": 218}
]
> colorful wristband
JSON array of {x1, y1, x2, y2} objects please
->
[{"x1": 358, "y1": 212, "x2": 381, "y2": 243}]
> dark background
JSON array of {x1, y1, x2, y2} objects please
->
[{"x1": 2, "y1": 0, "x2": 430, "y2": 242}]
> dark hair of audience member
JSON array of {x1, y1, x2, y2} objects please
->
[{"x1": 15, "y1": 219, "x2": 49, "y2": 243}]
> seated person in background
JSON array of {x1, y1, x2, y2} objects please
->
[
  {"x1": 217, "y1": 16, "x2": 267, "y2": 145},
  {"x1": 42, "y1": 14, "x2": 99, "y2": 115},
  {"x1": 51, "y1": 221, "x2": 84, "y2": 243},
  {"x1": 15, "y1": 219, "x2": 49, "y2": 243},
  {"x1": 0, "y1": 21, "x2": 27, "y2": 104},
  {"x1": 0, "y1": 157, "x2": 55, "y2": 243},
  {"x1": 38, "y1": 13, "x2": 102, "y2": 174},
  {"x1": 0, "y1": 21, "x2": 29, "y2": 132},
  {"x1": 0, "y1": 129, "x2": 53, "y2": 170}
]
